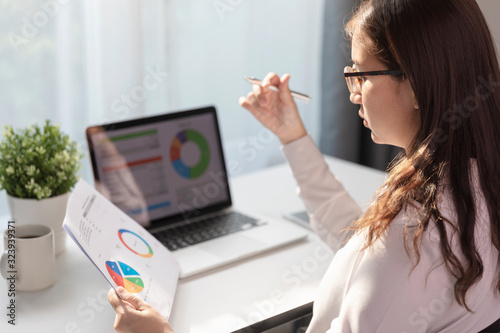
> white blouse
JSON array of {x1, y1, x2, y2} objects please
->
[{"x1": 281, "y1": 135, "x2": 500, "y2": 333}]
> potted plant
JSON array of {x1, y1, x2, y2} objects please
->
[{"x1": 0, "y1": 120, "x2": 83, "y2": 254}]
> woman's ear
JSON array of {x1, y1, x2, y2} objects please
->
[
  {"x1": 403, "y1": 77, "x2": 419, "y2": 110},
  {"x1": 409, "y1": 85, "x2": 419, "y2": 110},
  {"x1": 413, "y1": 91, "x2": 419, "y2": 110}
]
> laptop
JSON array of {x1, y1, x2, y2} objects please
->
[{"x1": 86, "y1": 106, "x2": 308, "y2": 278}]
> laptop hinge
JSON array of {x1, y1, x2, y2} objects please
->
[{"x1": 148, "y1": 207, "x2": 234, "y2": 234}]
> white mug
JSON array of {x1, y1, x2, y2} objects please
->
[{"x1": 0, "y1": 224, "x2": 56, "y2": 291}]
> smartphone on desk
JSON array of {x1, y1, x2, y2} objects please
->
[{"x1": 283, "y1": 210, "x2": 311, "y2": 230}]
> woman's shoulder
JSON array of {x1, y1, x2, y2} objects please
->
[{"x1": 386, "y1": 160, "x2": 492, "y2": 269}]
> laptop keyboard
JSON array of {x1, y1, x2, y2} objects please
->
[{"x1": 153, "y1": 211, "x2": 266, "y2": 251}]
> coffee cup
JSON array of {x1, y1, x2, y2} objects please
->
[{"x1": 0, "y1": 224, "x2": 56, "y2": 291}]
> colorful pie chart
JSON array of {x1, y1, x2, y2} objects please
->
[
  {"x1": 118, "y1": 229, "x2": 153, "y2": 258},
  {"x1": 170, "y1": 129, "x2": 210, "y2": 179},
  {"x1": 105, "y1": 261, "x2": 144, "y2": 293}
]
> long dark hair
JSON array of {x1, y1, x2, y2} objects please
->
[{"x1": 345, "y1": 0, "x2": 500, "y2": 310}]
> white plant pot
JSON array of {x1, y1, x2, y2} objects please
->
[{"x1": 7, "y1": 192, "x2": 70, "y2": 255}]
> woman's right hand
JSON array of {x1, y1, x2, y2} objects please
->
[
  {"x1": 108, "y1": 287, "x2": 174, "y2": 333},
  {"x1": 239, "y1": 72, "x2": 307, "y2": 145}
]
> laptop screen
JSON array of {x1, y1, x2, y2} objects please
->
[{"x1": 86, "y1": 106, "x2": 231, "y2": 229}]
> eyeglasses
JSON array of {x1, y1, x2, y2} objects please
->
[{"x1": 344, "y1": 66, "x2": 405, "y2": 93}]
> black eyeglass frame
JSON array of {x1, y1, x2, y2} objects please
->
[
  {"x1": 344, "y1": 67, "x2": 406, "y2": 93},
  {"x1": 343, "y1": 69, "x2": 405, "y2": 78}
]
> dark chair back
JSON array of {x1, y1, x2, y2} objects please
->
[{"x1": 478, "y1": 317, "x2": 500, "y2": 333}]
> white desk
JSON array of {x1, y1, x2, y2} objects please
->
[{"x1": 0, "y1": 156, "x2": 386, "y2": 333}]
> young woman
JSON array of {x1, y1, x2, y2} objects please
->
[{"x1": 108, "y1": 0, "x2": 500, "y2": 331}]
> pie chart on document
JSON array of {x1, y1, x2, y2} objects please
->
[{"x1": 105, "y1": 260, "x2": 144, "y2": 293}]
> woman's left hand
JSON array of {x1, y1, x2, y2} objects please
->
[{"x1": 108, "y1": 287, "x2": 174, "y2": 333}]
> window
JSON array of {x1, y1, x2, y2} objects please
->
[{"x1": 0, "y1": 0, "x2": 324, "y2": 216}]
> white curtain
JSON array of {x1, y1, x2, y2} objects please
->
[{"x1": 0, "y1": 0, "x2": 324, "y2": 216}]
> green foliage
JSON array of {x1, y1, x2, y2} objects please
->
[{"x1": 0, "y1": 120, "x2": 83, "y2": 200}]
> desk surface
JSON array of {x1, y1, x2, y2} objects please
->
[{"x1": 0, "y1": 156, "x2": 386, "y2": 333}]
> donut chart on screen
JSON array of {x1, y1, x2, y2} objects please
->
[
  {"x1": 170, "y1": 129, "x2": 210, "y2": 179},
  {"x1": 118, "y1": 229, "x2": 153, "y2": 258},
  {"x1": 105, "y1": 261, "x2": 144, "y2": 293}
]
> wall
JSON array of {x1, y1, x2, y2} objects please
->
[{"x1": 477, "y1": 0, "x2": 500, "y2": 61}]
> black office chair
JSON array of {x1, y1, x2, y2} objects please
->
[
  {"x1": 233, "y1": 304, "x2": 500, "y2": 333},
  {"x1": 231, "y1": 303, "x2": 313, "y2": 333},
  {"x1": 478, "y1": 317, "x2": 500, "y2": 333}
]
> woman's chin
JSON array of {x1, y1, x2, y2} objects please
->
[{"x1": 370, "y1": 132, "x2": 383, "y2": 145}]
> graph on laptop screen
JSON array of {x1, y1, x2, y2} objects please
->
[{"x1": 88, "y1": 110, "x2": 230, "y2": 227}]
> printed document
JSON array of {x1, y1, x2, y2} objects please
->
[{"x1": 63, "y1": 179, "x2": 179, "y2": 318}]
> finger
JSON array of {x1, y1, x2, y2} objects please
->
[
  {"x1": 116, "y1": 287, "x2": 148, "y2": 311},
  {"x1": 239, "y1": 96, "x2": 248, "y2": 107},
  {"x1": 252, "y1": 84, "x2": 265, "y2": 103},
  {"x1": 239, "y1": 95, "x2": 254, "y2": 110},
  {"x1": 279, "y1": 74, "x2": 295, "y2": 104},
  {"x1": 108, "y1": 288, "x2": 128, "y2": 312},
  {"x1": 246, "y1": 93, "x2": 264, "y2": 114},
  {"x1": 108, "y1": 287, "x2": 141, "y2": 314},
  {"x1": 262, "y1": 72, "x2": 280, "y2": 89},
  {"x1": 240, "y1": 90, "x2": 266, "y2": 118}
]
